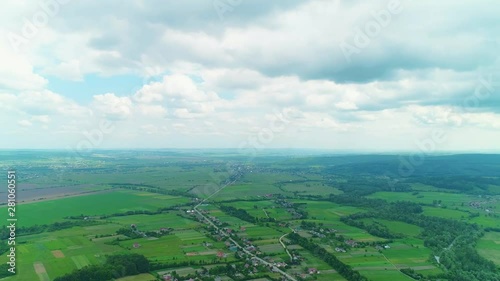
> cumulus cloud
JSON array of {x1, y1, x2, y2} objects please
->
[
  {"x1": 0, "y1": 45, "x2": 47, "y2": 90},
  {"x1": 92, "y1": 93, "x2": 133, "y2": 120},
  {"x1": 134, "y1": 74, "x2": 222, "y2": 118},
  {"x1": 0, "y1": 0, "x2": 499, "y2": 150}
]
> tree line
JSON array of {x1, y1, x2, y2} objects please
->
[
  {"x1": 327, "y1": 194, "x2": 500, "y2": 281},
  {"x1": 288, "y1": 232, "x2": 368, "y2": 281},
  {"x1": 54, "y1": 254, "x2": 149, "y2": 281}
]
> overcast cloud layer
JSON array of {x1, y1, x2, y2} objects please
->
[{"x1": 1, "y1": 0, "x2": 499, "y2": 152}]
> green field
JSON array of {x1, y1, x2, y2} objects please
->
[
  {"x1": 107, "y1": 212, "x2": 199, "y2": 231},
  {"x1": 0, "y1": 226, "x2": 125, "y2": 281},
  {"x1": 2, "y1": 152, "x2": 499, "y2": 281},
  {"x1": 368, "y1": 191, "x2": 473, "y2": 206},
  {"x1": 115, "y1": 273, "x2": 156, "y2": 281},
  {"x1": 1, "y1": 190, "x2": 190, "y2": 227},
  {"x1": 476, "y1": 232, "x2": 500, "y2": 266}
]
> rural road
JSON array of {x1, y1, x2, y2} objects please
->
[
  {"x1": 279, "y1": 233, "x2": 293, "y2": 261},
  {"x1": 263, "y1": 209, "x2": 270, "y2": 218},
  {"x1": 380, "y1": 253, "x2": 417, "y2": 281},
  {"x1": 193, "y1": 180, "x2": 298, "y2": 281}
]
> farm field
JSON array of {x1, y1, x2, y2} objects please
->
[
  {"x1": 0, "y1": 151, "x2": 499, "y2": 281},
  {"x1": 0, "y1": 190, "x2": 190, "y2": 227},
  {"x1": 367, "y1": 191, "x2": 473, "y2": 206},
  {"x1": 115, "y1": 273, "x2": 156, "y2": 281},
  {"x1": 476, "y1": 232, "x2": 500, "y2": 266},
  {"x1": 0, "y1": 226, "x2": 125, "y2": 281},
  {"x1": 107, "y1": 213, "x2": 200, "y2": 231}
]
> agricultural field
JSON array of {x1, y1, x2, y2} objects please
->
[
  {"x1": 0, "y1": 225, "x2": 125, "y2": 280},
  {"x1": 0, "y1": 151, "x2": 499, "y2": 281},
  {"x1": 476, "y1": 232, "x2": 500, "y2": 266},
  {"x1": 1, "y1": 190, "x2": 190, "y2": 227}
]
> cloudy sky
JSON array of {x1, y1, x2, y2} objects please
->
[{"x1": 1, "y1": 0, "x2": 499, "y2": 152}]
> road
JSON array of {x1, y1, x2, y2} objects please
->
[
  {"x1": 434, "y1": 235, "x2": 463, "y2": 268},
  {"x1": 444, "y1": 235, "x2": 462, "y2": 251},
  {"x1": 193, "y1": 181, "x2": 298, "y2": 281},
  {"x1": 279, "y1": 233, "x2": 293, "y2": 261},
  {"x1": 380, "y1": 253, "x2": 417, "y2": 281},
  {"x1": 263, "y1": 209, "x2": 270, "y2": 218}
]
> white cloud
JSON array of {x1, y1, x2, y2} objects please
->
[
  {"x1": 137, "y1": 104, "x2": 168, "y2": 118},
  {"x1": 31, "y1": 115, "x2": 51, "y2": 124},
  {"x1": 0, "y1": 0, "x2": 499, "y2": 150},
  {"x1": 92, "y1": 93, "x2": 133, "y2": 120},
  {"x1": 18, "y1": 120, "x2": 33, "y2": 127},
  {"x1": 43, "y1": 59, "x2": 83, "y2": 81},
  {"x1": 0, "y1": 45, "x2": 47, "y2": 90}
]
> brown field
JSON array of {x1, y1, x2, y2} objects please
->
[
  {"x1": 52, "y1": 250, "x2": 65, "y2": 258},
  {"x1": 198, "y1": 250, "x2": 217, "y2": 255},
  {"x1": 33, "y1": 262, "x2": 50, "y2": 281},
  {"x1": 33, "y1": 262, "x2": 47, "y2": 274}
]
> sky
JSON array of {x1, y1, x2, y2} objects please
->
[{"x1": 1, "y1": 0, "x2": 499, "y2": 152}]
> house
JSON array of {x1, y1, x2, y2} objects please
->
[
  {"x1": 335, "y1": 247, "x2": 346, "y2": 253},
  {"x1": 276, "y1": 262, "x2": 287, "y2": 267},
  {"x1": 160, "y1": 227, "x2": 173, "y2": 233},
  {"x1": 345, "y1": 240, "x2": 358, "y2": 247},
  {"x1": 308, "y1": 268, "x2": 318, "y2": 274},
  {"x1": 216, "y1": 251, "x2": 227, "y2": 258},
  {"x1": 133, "y1": 243, "x2": 141, "y2": 249}
]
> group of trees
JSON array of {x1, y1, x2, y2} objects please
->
[
  {"x1": 0, "y1": 220, "x2": 98, "y2": 241},
  {"x1": 288, "y1": 232, "x2": 368, "y2": 281},
  {"x1": 219, "y1": 205, "x2": 257, "y2": 223},
  {"x1": 324, "y1": 175, "x2": 411, "y2": 196},
  {"x1": 0, "y1": 264, "x2": 13, "y2": 278},
  {"x1": 340, "y1": 216, "x2": 403, "y2": 239},
  {"x1": 110, "y1": 182, "x2": 197, "y2": 198},
  {"x1": 325, "y1": 194, "x2": 500, "y2": 281},
  {"x1": 412, "y1": 176, "x2": 499, "y2": 193},
  {"x1": 54, "y1": 254, "x2": 149, "y2": 281}
]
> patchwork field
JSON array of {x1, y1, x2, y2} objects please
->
[
  {"x1": 1, "y1": 152, "x2": 498, "y2": 281},
  {"x1": 476, "y1": 232, "x2": 500, "y2": 266},
  {"x1": 0, "y1": 226, "x2": 124, "y2": 281},
  {"x1": 0, "y1": 189, "x2": 190, "y2": 227}
]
